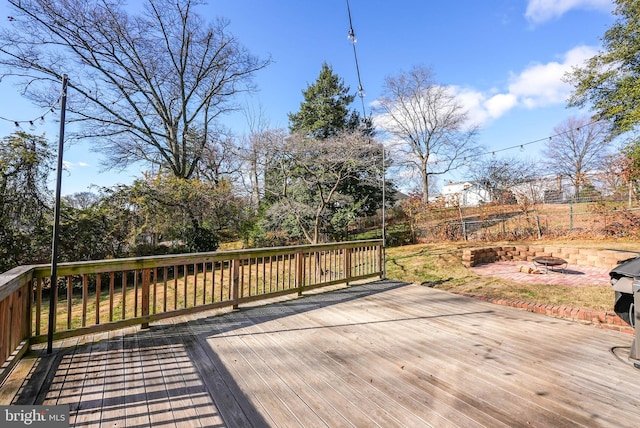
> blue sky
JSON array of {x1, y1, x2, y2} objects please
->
[{"x1": 0, "y1": 0, "x2": 616, "y2": 194}]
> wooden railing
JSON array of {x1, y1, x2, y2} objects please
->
[
  {"x1": 0, "y1": 266, "x2": 32, "y2": 384},
  {"x1": 0, "y1": 240, "x2": 383, "y2": 382}
]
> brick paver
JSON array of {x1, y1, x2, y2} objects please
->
[
  {"x1": 467, "y1": 261, "x2": 633, "y2": 333},
  {"x1": 470, "y1": 261, "x2": 611, "y2": 287}
]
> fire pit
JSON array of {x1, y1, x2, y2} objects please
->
[{"x1": 532, "y1": 256, "x2": 567, "y2": 273}]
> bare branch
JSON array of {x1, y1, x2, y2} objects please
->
[{"x1": 1, "y1": 0, "x2": 270, "y2": 178}]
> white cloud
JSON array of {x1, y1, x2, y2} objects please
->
[
  {"x1": 507, "y1": 45, "x2": 598, "y2": 107},
  {"x1": 373, "y1": 45, "x2": 599, "y2": 137},
  {"x1": 485, "y1": 93, "x2": 518, "y2": 118},
  {"x1": 525, "y1": 0, "x2": 612, "y2": 24},
  {"x1": 449, "y1": 45, "x2": 598, "y2": 126},
  {"x1": 62, "y1": 160, "x2": 91, "y2": 170}
]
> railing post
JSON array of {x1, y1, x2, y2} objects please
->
[
  {"x1": 378, "y1": 243, "x2": 384, "y2": 279},
  {"x1": 344, "y1": 247, "x2": 352, "y2": 286},
  {"x1": 295, "y1": 251, "x2": 304, "y2": 296},
  {"x1": 232, "y1": 259, "x2": 240, "y2": 309},
  {"x1": 141, "y1": 269, "x2": 150, "y2": 329}
]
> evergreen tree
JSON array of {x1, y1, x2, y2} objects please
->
[
  {"x1": 288, "y1": 62, "x2": 364, "y2": 138},
  {"x1": 289, "y1": 62, "x2": 384, "y2": 217},
  {"x1": 257, "y1": 63, "x2": 392, "y2": 244}
]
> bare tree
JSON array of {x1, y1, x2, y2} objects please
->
[
  {"x1": 194, "y1": 127, "x2": 242, "y2": 185},
  {"x1": 1, "y1": 0, "x2": 269, "y2": 178},
  {"x1": 238, "y1": 128, "x2": 286, "y2": 213},
  {"x1": 468, "y1": 156, "x2": 537, "y2": 204},
  {"x1": 543, "y1": 116, "x2": 612, "y2": 199},
  {"x1": 63, "y1": 191, "x2": 100, "y2": 210},
  {"x1": 265, "y1": 131, "x2": 381, "y2": 244},
  {"x1": 375, "y1": 65, "x2": 481, "y2": 203},
  {"x1": 234, "y1": 105, "x2": 286, "y2": 213},
  {"x1": 510, "y1": 175, "x2": 550, "y2": 239}
]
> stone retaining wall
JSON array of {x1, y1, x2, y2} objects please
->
[{"x1": 462, "y1": 245, "x2": 638, "y2": 270}]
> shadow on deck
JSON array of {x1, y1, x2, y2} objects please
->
[{"x1": 5, "y1": 279, "x2": 640, "y2": 427}]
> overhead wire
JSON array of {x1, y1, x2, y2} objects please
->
[
  {"x1": 346, "y1": 0, "x2": 366, "y2": 118},
  {"x1": 0, "y1": 98, "x2": 60, "y2": 130},
  {"x1": 345, "y1": 0, "x2": 387, "y2": 278},
  {"x1": 475, "y1": 118, "x2": 607, "y2": 159}
]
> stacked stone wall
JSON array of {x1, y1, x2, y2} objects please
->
[{"x1": 462, "y1": 246, "x2": 638, "y2": 270}]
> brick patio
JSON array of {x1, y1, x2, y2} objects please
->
[
  {"x1": 467, "y1": 261, "x2": 633, "y2": 333},
  {"x1": 469, "y1": 260, "x2": 611, "y2": 287}
]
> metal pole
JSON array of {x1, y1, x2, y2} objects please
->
[
  {"x1": 381, "y1": 146, "x2": 386, "y2": 279},
  {"x1": 632, "y1": 279, "x2": 640, "y2": 366},
  {"x1": 47, "y1": 74, "x2": 68, "y2": 354}
]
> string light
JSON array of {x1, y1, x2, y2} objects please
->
[
  {"x1": 477, "y1": 118, "x2": 606, "y2": 158},
  {"x1": 346, "y1": 0, "x2": 366, "y2": 116},
  {"x1": 0, "y1": 99, "x2": 59, "y2": 131},
  {"x1": 348, "y1": 28, "x2": 357, "y2": 44}
]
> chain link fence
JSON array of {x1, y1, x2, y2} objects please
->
[{"x1": 387, "y1": 184, "x2": 640, "y2": 244}]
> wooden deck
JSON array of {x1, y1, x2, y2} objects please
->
[{"x1": 4, "y1": 280, "x2": 640, "y2": 427}]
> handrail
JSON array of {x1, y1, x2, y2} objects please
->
[
  {"x1": 0, "y1": 240, "x2": 383, "y2": 382},
  {"x1": 0, "y1": 266, "x2": 33, "y2": 385}
]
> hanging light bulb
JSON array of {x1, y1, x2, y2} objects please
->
[
  {"x1": 520, "y1": 145, "x2": 524, "y2": 152},
  {"x1": 14, "y1": 121, "x2": 21, "y2": 130},
  {"x1": 348, "y1": 28, "x2": 357, "y2": 44},
  {"x1": 358, "y1": 84, "x2": 365, "y2": 98},
  {"x1": 29, "y1": 120, "x2": 36, "y2": 131}
]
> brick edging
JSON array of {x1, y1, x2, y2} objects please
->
[{"x1": 460, "y1": 293, "x2": 635, "y2": 335}]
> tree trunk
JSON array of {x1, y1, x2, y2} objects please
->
[{"x1": 421, "y1": 163, "x2": 429, "y2": 204}]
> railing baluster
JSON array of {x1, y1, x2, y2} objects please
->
[
  {"x1": 182, "y1": 265, "x2": 187, "y2": 309},
  {"x1": 35, "y1": 278, "x2": 42, "y2": 336},
  {"x1": 152, "y1": 268, "x2": 157, "y2": 315},
  {"x1": 122, "y1": 271, "x2": 127, "y2": 321},
  {"x1": 67, "y1": 276, "x2": 72, "y2": 330},
  {"x1": 141, "y1": 268, "x2": 150, "y2": 329},
  {"x1": 240, "y1": 259, "x2": 245, "y2": 298},
  {"x1": 193, "y1": 263, "x2": 198, "y2": 307},
  {"x1": 82, "y1": 274, "x2": 88, "y2": 327},
  {"x1": 232, "y1": 259, "x2": 239, "y2": 309},
  {"x1": 211, "y1": 261, "x2": 216, "y2": 303},
  {"x1": 109, "y1": 272, "x2": 114, "y2": 322},
  {"x1": 133, "y1": 270, "x2": 139, "y2": 317},
  {"x1": 247, "y1": 258, "x2": 252, "y2": 296},
  {"x1": 163, "y1": 267, "x2": 168, "y2": 313},
  {"x1": 296, "y1": 252, "x2": 304, "y2": 296},
  {"x1": 173, "y1": 265, "x2": 178, "y2": 311},
  {"x1": 203, "y1": 262, "x2": 208, "y2": 304},
  {"x1": 96, "y1": 274, "x2": 101, "y2": 325},
  {"x1": 219, "y1": 261, "x2": 224, "y2": 302}
]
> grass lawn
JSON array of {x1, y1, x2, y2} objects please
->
[{"x1": 384, "y1": 239, "x2": 640, "y2": 312}]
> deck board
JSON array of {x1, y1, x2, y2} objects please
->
[{"x1": 5, "y1": 280, "x2": 640, "y2": 427}]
